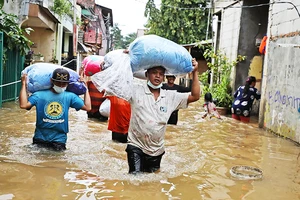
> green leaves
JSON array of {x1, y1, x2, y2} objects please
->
[
  {"x1": 145, "y1": 0, "x2": 208, "y2": 44},
  {"x1": 200, "y1": 48, "x2": 246, "y2": 108},
  {"x1": 51, "y1": 0, "x2": 72, "y2": 17},
  {"x1": 111, "y1": 23, "x2": 137, "y2": 50},
  {"x1": 0, "y1": 9, "x2": 33, "y2": 57},
  {"x1": 0, "y1": 0, "x2": 4, "y2": 9}
]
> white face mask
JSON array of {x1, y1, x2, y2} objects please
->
[
  {"x1": 53, "y1": 85, "x2": 67, "y2": 93},
  {"x1": 147, "y1": 80, "x2": 162, "y2": 89}
]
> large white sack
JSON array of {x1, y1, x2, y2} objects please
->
[
  {"x1": 129, "y1": 35, "x2": 193, "y2": 75},
  {"x1": 102, "y1": 49, "x2": 125, "y2": 70},
  {"x1": 22, "y1": 63, "x2": 87, "y2": 95},
  {"x1": 91, "y1": 50, "x2": 133, "y2": 101},
  {"x1": 99, "y1": 98, "x2": 110, "y2": 117}
]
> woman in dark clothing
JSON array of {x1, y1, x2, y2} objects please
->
[{"x1": 231, "y1": 76, "x2": 261, "y2": 123}]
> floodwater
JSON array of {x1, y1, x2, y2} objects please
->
[{"x1": 0, "y1": 100, "x2": 300, "y2": 200}]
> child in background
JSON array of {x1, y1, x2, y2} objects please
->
[{"x1": 202, "y1": 92, "x2": 221, "y2": 119}]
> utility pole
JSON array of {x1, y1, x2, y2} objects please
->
[
  {"x1": 106, "y1": 13, "x2": 110, "y2": 53},
  {"x1": 73, "y1": 0, "x2": 78, "y2": 71},
  {"x1": 209, "y1": 0, "x2": 215, "y2": 89},
  {"x1": 205, "y1": 3, "x2": 211, "y2": 41}
]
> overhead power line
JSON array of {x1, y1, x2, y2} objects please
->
[{"x1": 135, "y1": 1, "x2": 300, "y2": 18}]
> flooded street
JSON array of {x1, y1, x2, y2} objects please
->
[{"x1": 0, "y1": 100, "x2": 300, "y2": 200}]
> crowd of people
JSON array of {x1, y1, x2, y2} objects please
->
[{"x1": 19, "y1": 51, "x2": 260, "y2": 174}]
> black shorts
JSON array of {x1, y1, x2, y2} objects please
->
[
  {"x1": 33, "y1": 138, "x2": 66, "y2": 151},
  {"x1": 112, "y1": 132, "x2": 128, "y2": 143},
  {"x1": 125, "y1": 144, "x2": 165, "y2": 174},
  {"x1": 87, "y1": 112, "x2": 108, "y2": 122},
  {"x1": 167, "y1": 110, "x2": 178, "y2": 125}
]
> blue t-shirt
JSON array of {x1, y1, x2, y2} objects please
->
[
  {"x1": 232, "y1": 86, "x2": 261, "y2": 117},
  {"x1": 28, "y1": 90, "x2": 84, "y2": 143}
]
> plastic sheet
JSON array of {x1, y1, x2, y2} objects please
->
[
  {"x1": 91, "y1": 50, "x2": 133, "y2": 101},
  {"x1": 99, "y1": 98, "x2": 110, "y2": 117}
]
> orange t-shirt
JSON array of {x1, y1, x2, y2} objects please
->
[
  {"x1": 107, "y1": 96, "x2": 131, "y2": 134},
  {"x1": 87, "y1": 81, "x2": 106, "y2": 114}
]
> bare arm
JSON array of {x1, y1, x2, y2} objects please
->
[
  {"x1": 79, "y1": 75, "x2": 91, "y2": 111},
  {"x1": 19, "y1": 74, "x2": 32, "y2": 109},
  {"x1": 187, "y1": 58, "x2": 200, "y2": 104},
  {"x1": 81, "y1": 91, "x2": 91, "y2": 111}
]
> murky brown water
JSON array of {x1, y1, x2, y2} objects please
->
[{"x1": 0, "y1": 100, "x2": 300, "y2": 200}]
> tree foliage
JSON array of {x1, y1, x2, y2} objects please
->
[
  {"x1": 123, "y1": 32, "x2": 137, "y2": 48},
  {"x1": 0, "y1": 0, "x2": 4, "y2": 9},
  {"x1": 51, "y1": 0, "x2": 72, "y2": 17},
  {"x1": 111, "y1": 23, "x2": 137, "y2": 50},
  {"x1": 0, "y1": 9, "x2": 33, "y2": 58},
  {"x1": 111, "y1": 23, "x2": 124, "y2": 49},
  {"x1": 144, "y1": 0, "x2": 209, "y2": 44},
  {"x1": 199, "y1": 48, "x2": 246, "y2": 108}
]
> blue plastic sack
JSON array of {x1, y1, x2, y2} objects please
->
[
  {"x1": 66, "y1": 70, "x2": 87, "y2": 95},
  {"x1": 22, "y1": 63, "x2": 86, "y2": 95},
  {"x1": 128, "y1": 35, "x2": 193, "y2": 75}
]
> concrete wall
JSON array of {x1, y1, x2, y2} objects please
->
[
  {"x1": 2, "y1": 0, "x2": 20, "y2": 15},
  {"x1": 217, "y1": 4, "x2": 242, "y2": 100},
  {"x1": 218, "y1": 6, "x2": 242, "y2": 62},
  {"x1": 235, "y1": 0, "x2": 269, "y2": 90},
  {"x1": 260, "y1": 0, "x2": 300, "y2": 142},
  {"x1": 26, "y1": 27, "x2": 56, "y2": 62},
  {"x1": 214, "y1": 0, "x2": 237, "y2": 13},
  {"x1": 97, "y1": 8, "x2": 108, "y2": 56}
]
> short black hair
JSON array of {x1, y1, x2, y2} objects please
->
[
  {"x1": 147, "y1": 66, "x2": 166, "y2": 72},
  {"x1": 166, "y1": 75, "x2": 176, "y2": 78},
  {"x1": 204, "y1": 92, "x2": 213, "y2": 102}
]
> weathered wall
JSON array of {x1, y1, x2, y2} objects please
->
[
  {"x1": 26, "y1": 27, "x2": 56, "y2": 62},
  {"x1": 218, "y1": 6, "x2": 242, "y2": 62},
  {"x1": 214, "y1": 0, "x2": 237, "y2": 13},
  {"x1": 261, "y1": 0, "x2": 300, "y2": 142},
  {"x1": 2, "y1": 0, "x2": 20, "y2": 15},
  {"x1": 217, "y1": 3, "x2": 242, "y2": 107},
  {"x1": 235, "y1": 0, "x2": 269, "y2": 91}
]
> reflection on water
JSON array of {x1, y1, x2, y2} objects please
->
[{"x1": 0, "y1": 100, "x2": 300, "y2": 200}]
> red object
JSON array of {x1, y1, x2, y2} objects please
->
[
  {"x1": 82, "y1": 55, "x2": 104, "y2": 76},
  {"x1": 73, "y1": 25, "x2": 77, "y2": 57},
  {"x1": 259, "y1": 36, "x2": 267, "y2": 54},
  {"x1": 84, "y1": 30, "x2": 102, "y2": 44},
  {"x1": 84, "y1": 60, "x2": 101, "y2": 76},
  {"x1": 87, "y1": 81, "x2": 106, "y2": 115},
  {"x1": 232, "y1": 114, "x2": 250, "y2": 123},
  {"x1": 107, "y1": 96, "x2": 131, "y2": 134}
]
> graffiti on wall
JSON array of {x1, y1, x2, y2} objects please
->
[
  {"x1": 268, "y1": 90, "x2": 300, "y2": 111},
  {"x1": 264, "y1": 98, "x2": 296, "y2": 139}
]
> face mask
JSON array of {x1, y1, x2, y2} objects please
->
[
  {"x1": 53, "y1": 85, "x2": 67, "y2": 94},
  {"x1": 147, "y1": 80, "x2": 162, "y2": 89}
]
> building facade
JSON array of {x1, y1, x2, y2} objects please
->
[
  {"x1": 3, "y1": 0, "x2": 113, "y2": 70},
  {"x1": 213, "y1": 0, "x2": 300, "y2": 143}
]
